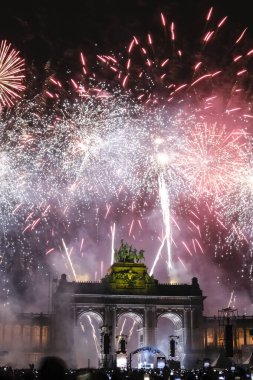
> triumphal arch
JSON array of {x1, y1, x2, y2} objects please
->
[{"x1": 53, "y1": 242, "x2": 205, "y2": 368}]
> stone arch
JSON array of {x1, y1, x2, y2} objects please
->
[
  {"x1": 156, "y1": 311, "x2": 184, "y2": 360},
  {"x1": 79, "y1": 310, "x2": 103, "y2": 325},
  {"x1": 117, "y1": 311, "x2": 143, "y2": 327},
  {"x1": 116, "y1": 311, "x2": 144, "y2": 365},
  {"x1": 157, "y1": 311, "x2": 183, "y2": 329},
  {"x1": 75, "y1": 310, "x2": 103, "y2": 368}
]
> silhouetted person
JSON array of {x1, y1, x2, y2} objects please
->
[{"x1": 38, "y1": 356, "x2": 67, "y2": 380}]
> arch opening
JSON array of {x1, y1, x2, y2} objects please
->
[
  {"x1": 117, "y1": 312, "x2": 143, "y2": 368},
  {"x1": 156, "y1": 312, "x2": 184, "y2": 362},
  {"x1": 75, "y1": 311, "x2": 103, "y2": 368}
]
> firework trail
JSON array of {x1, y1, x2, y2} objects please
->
[
  {"x1": 149, "y1": 235, "x2": 166, "y2": 277},
  {"x1": 62, "y1": 239, "x2": 77, "y2": 281},
  {"x1": 128, "y1": 320, "x2": 136, "y2": 341},
  {"x1": 111, "y1": 222, "x2": 116, "y2": 265},
  {"x1": 85, "y1": 315, "x2": 100, "y2": 356},
  {"x1": 118, "y1": 318, "x2": 127, "y2": 340},
  {"x1": 158, "y1": 173, "x2": 172, "y2": 270}
]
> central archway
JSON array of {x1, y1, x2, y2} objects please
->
[
  {"x1": 157, "y1": 312, "x2": 184, "y2": 361},
  {"x1": 116, "y1": 311, "x2": 143, "y2": 368}
]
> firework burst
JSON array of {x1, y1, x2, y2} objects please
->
[
  {"x1": 178, "y1": 121, "x2": 249, "y2": 197},
  {"x1": 0, "y1": 41, "x2": 25, "y2": 109}
]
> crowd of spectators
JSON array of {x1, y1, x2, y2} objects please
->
[{"x1": 0, "y1": 356, "x2": 252, "y2": 380}]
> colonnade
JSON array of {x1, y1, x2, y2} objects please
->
[{"x1": 0, "y1": 319, "x2": 49, "y2": 351}]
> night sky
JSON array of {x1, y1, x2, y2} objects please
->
[
  {"x1": 1, "y1": 0, "x2": 253, "y2": 315},
  {"x1": 1, "y1": 0, "x2": 252, "y2": 68}
]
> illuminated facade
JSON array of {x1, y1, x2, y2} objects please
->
[
  {"x1": 0, "y1": 313, "x2": 51, "y2": 366},
  {"x1": 0, "y1": 258, "x2": 253, "y2": 368},
  {"x1": 52, "y1": 260, "x2": 205, "y2": 368},
  {"x1": 204, "y1": 315, "x2": 253, "y2": 359}
]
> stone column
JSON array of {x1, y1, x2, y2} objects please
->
[
  {"x1": 137, "y1": 327, "x2": 144, "y2": 347},
  {"x1": 104, "y1": 305, "x2": 117, "y2": 366},
  {"x1": 144, "y1": 306, "x2": 156, "y2": 347},
  {"x1": 53, "y1": 275, "x2": 76, "y2": 367},
  {"x1": 191, "y1": 309, "x2": 194, "y2": 349},
  {"x1": 191, "y1": 308, "x2": 204, "y2": 351},
  {"x1": 234, "y1": 326, "x2": 238, "y2": 351},
  {"x1": 183, "y1": 308, "x2": 191, "y2": 354},
  {"x1": 143, "y1": 307, "x2": 156, "y2": 367}
]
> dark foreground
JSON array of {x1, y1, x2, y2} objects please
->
[{"x1": 0, "y1": 357, "x2": 251, "y2": 380}]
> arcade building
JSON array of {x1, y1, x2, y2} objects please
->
[{"x1": 0, "y1": 243, "x2": 253, "y2": 368}]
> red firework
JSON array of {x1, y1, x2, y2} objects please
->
[{"x1": 0, "y1": 40, "x2": 25, "y2": 108}]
